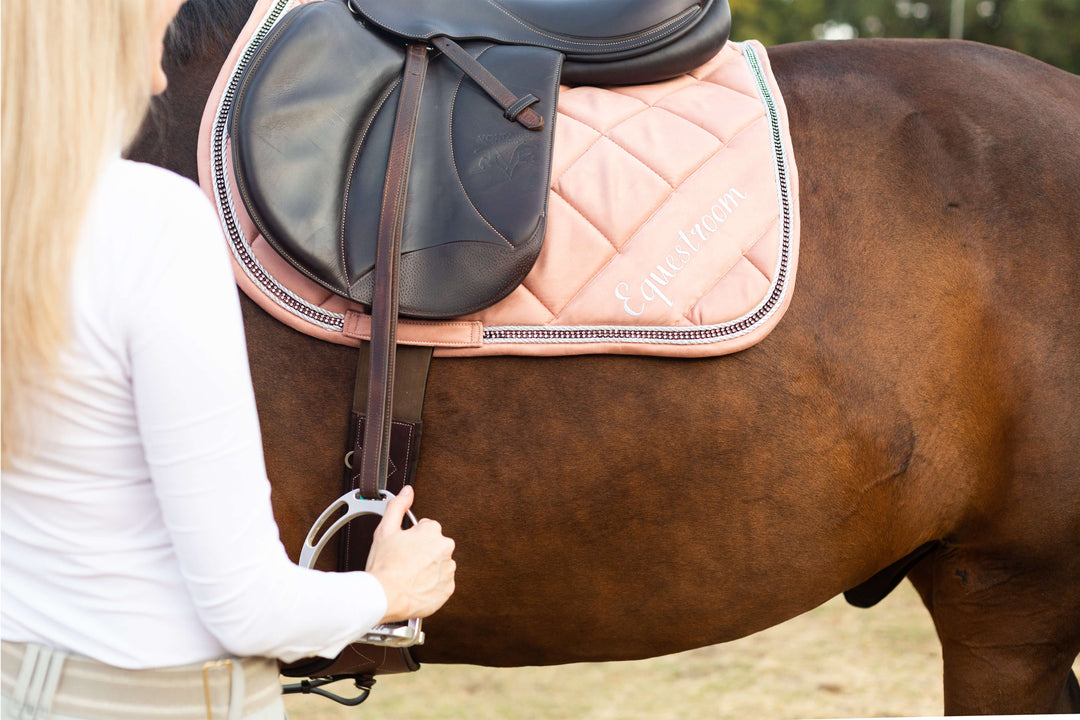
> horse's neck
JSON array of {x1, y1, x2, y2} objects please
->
[
  {"x1": 131, "y1": 0, "x2": 255, "y2": 178},
  {"x1": 128, "y1": 54, "x2": 225, "y2": 182}
]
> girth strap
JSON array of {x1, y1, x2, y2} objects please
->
[
  {"x1": 358, "y1": 43, "x2": 430, "y2": 500},
  {"x1": 351, "y1": 344, "x2": 433, "y2": 428},
  {"x1": 346, "y1": 343, "x2": 433, "y2": 503}
]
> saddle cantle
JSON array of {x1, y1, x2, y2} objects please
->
[{"x1": 230, "y1": 0, "x2": 731, "y2": 318}]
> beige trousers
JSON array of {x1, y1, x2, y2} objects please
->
[{"x1": 1, "y1": 642, "x2": 285, "y2": 720}]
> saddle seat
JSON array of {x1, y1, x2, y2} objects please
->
[{"x1": 350, "y1": 0, "x2": 732, "y2": 85}]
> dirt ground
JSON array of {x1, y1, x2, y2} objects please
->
[{"x1": 283, "y1": 582, "x2": 1079, "y2": 719}]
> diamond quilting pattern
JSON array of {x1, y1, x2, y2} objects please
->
[
  {"x1": 447, "y1": 41, "x2": 800, "y2": 354},
  {"x1": 604, "y1": 108, "x2": 723, "y2": 187},
  {"x1": 555, "y1": 86, "x2": 650, "y2": 134},
  {"x1": 519, "y1": 192, "x2": 616, "y2": 317},
  {"x1": 553, "y1": 136, "x2": 673, "y2": 248},
  {"x1": 533, "y1": 45, "x2": 784, "y2": 329}
]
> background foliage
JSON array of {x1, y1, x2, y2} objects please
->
[{"x1": 728, "y1": 0, "x2": 1080, "y2": 72}]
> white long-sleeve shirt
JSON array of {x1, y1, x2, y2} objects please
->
[{"x1": 1, "y1": 157, "x2": 387, "y2": 668}]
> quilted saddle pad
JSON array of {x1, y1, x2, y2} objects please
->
[{"x1": 198, "y1": 0, "x2": 800, "y2": 358}]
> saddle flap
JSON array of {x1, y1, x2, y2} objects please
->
[
  {"x1": 347, "y1": 0, "x2": 731, "y2": 84},
  {"x1": 231, "y1": 0, "x2": 562, "y2": 318}
]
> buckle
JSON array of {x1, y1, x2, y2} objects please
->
[
  {"x1": 299, "y1": 489, "x2": 425, "y2": 648},
  {"x1": 201, "y1": 659, "x2": 233, "y2": 720}
]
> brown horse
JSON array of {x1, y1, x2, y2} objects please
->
[{"x1": 132, "y1": 2, "x2": 1080, "y2": 714}]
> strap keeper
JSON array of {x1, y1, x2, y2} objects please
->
[
  {"x1": 504, "y1": 94, "x2": 542, "y2": 127},
  {"x1": 201, "y1": 659, "x2": 234, "y2": 720}
]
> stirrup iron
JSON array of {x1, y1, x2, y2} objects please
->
[{"x1": 299, "y1": 489, "x2": 425, "y2": 647}]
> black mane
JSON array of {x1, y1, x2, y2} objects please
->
[
  {"x1": 129, "y1": 1, "x2": 258, "y2": 175},
  {"x1": 166, "y1": 0, "x2": 258, "y2": 66}
]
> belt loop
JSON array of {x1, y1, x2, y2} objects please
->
[
  {"x1": 202, "y1": 658, "x2": 246, "y2": 720},
  {"x1": 18, "y1": 645, "x2": 50, "y2": 720},
  {"x1": 16, "y1": 644, "x2": 65, "y2": 720},
  {"x1": 10, "y1": 643, "x2": 40, "y2": 714},
  {"x1": 227, "y1": 660, "x2": 245, "y2": 720},
  {"x1": 202, "y1": 659, "x2": 231, "y2": 720},
  {"x1": 35, "y1": 650, "x2": 67, "y2": 719}
]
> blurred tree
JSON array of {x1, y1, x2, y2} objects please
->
[{"x1": 728, "y1": 0, "x2": 1079, "y2": 71}]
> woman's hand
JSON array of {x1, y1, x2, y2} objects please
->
[{"x1": 365, "y1": 485, "x2": 456, "y2": 623}]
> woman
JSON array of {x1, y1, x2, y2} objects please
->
[{"x1": 0, "y1": 2, "x2": 456, "y2": 718}]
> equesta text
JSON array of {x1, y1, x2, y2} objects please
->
[{"x1": 615, "y1": 188, "x2": 748, "y2": 317}]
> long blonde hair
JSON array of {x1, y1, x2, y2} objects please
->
[{"x1": 2, "y1": 0, "x2": 161, "y2": 465}]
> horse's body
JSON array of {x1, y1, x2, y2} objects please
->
[{"x1": 136, "y1": 5, "x2": 1080, "y2": 713}]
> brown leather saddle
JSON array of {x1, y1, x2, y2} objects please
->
[{"x1": 228, "y1": 0, "x2": 730, "y2": 703}]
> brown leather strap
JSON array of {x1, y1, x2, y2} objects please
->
[
  {"x1": 344, "y1": 344, "x2": 433, "y2": 558},
  {"x1": 359, "y1": 43, "x2": 430, "y2": 500},
  {"x1": 351, "y1": 343, "x2": 433, "y2": 426},
  {"x1": 430, "y1": 36, "x2": 544, "y2": 130}
]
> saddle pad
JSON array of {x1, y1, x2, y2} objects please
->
[{"x1": 198, "y1": 0, "x2": 800, "y2": 358}]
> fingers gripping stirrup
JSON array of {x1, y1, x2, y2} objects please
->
[{"x1": 299, "y1": 489, "x2": 425, "y2": 647}]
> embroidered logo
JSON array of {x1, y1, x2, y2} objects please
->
[
  {"x1": 472, "y1": 133, "x2": 536, "y2": 186},
  {"x1": 615, "y1": 188, "x2": 749, "y2": 317}
]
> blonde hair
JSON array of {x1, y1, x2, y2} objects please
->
[{"x1": 2, "y1": 0, "x2": 162, "y2": 465}]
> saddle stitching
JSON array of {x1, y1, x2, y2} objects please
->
[
  {"x1": 211, "y1": 24, "x2": 797, "y2": 352},
  {"x1": 343, "y1": 313, "x2": 485, "y2": 346},
  {"x1": 478, "y1": 45, "x2": 797, "y2": 346},
  {"x1": 488, "y1": 219, "x2": 550, "y2": 306},
  {"x1": 211, "y1": 0, "x2": 347, "y2": 330}
]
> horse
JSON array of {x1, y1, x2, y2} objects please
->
[{"x1": 130, "y1": 1, "x2": 1080, "y2": 714}]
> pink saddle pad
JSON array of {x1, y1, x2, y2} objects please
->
[{"x1": 199, "y1": 0, "x2": 800, "y2": 358}]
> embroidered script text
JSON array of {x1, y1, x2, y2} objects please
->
[{"x1": 615, "y1": 188, "x2": 749, "y2": 317}]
